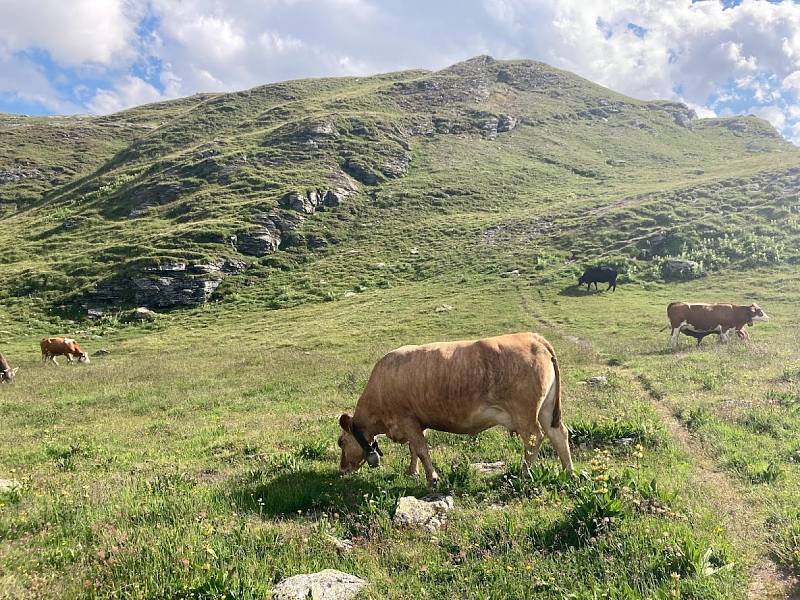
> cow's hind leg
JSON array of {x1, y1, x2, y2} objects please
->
[
  {"x1": 538, "y1": 382, "x2": 574, "y2": 473},
  {"x1": 405, "y1": 423, "x2": 438, "y2": 486}
]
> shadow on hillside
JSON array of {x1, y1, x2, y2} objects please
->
[{"x1": 229, "y1": 468, "x2": 425, "y2": 518}]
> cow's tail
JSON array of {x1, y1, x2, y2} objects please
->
[{"x1": 540, "y1": 340, "x2": 562, "y2": 429}]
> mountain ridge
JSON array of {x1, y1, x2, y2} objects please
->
[{"x1": 0, "y1": 56, "x2": 797, "y2": 320}]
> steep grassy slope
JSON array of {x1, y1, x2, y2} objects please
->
[
  {"x1": 0, "y1": 56, "x2": 795, "y2": 318},
  {"x1": 1, "y1": 57, "x2": 800, "y2": 599}
]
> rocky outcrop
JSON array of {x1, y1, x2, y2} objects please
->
[
  {"x1": 0, "y1": 166, "x2": 42, "y2": 184},
  {"x1": 343, "y1": 159, "x2": 381, "y2": 185},
  {"x1": 235, "y1": 224, "x2": 282, "y2": 256},
  {"x1": 85, "y1": 259, "x2": 247, "y2": 310}
]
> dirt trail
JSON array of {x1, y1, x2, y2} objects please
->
[{"x1": 641, "y1": 383, "x2": 800, "y2": 600}]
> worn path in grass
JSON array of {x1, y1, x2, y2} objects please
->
[
  {"x1": 640, "y1": 379, "x2": 800, "y2": 600},
  {"x1": 521, "y1": 292, "x2": 800, "y2": 600}
]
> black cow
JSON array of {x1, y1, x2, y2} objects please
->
[
  {"x1": 578, "y1": 266, "x2": 618, "y2": 292},
  {"x1": 0, "y1": 353, "x2": 18, "y2": 383}
]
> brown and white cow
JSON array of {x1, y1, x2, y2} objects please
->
[
  {"x1": 40, "y1": 337, "x2": 90, "y2": 365},
  {"x1": 337, "y1": 332, "x2": 574, "y2": 486},
  {"x1": 667, "y1": 302, "x2": 769, "y2": 350},
  {"x1": 0, "y1": 354, "x2": 18, "y2": 383}
]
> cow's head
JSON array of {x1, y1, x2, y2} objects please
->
[
  {"x1": 577, "y1": 274, "x2": 587, "y2": 286},
  {"x1": 0, "y1": 367, "x2": 18, "y2": 383},
  {"x1": 337, "y1": 413, "x2": 382, "y2": 474},
  {"x1": 748, "y1": 303, "x2": 769, "y2": 325},
  {"x1": 77, "y1": 352, "x2": 90, "y2": 364}
]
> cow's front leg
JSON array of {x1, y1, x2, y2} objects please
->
[
  {"x1": 406, "y1": 425, "x2": 438, "y2": 486},
  {"x1": 406, "y1": 447, "x2": 419, "y2": 476}
]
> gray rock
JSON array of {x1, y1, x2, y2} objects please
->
[
  {"x1": 62, "y1": 217, "x2": 84, "y2": 229},
  {"x1": 587, "y1": 376, "x2": 608, "y2": 386},
  {"x1": 133, "y1": 307, "x2": 158, "y2": 322},
  {"x1": 328, "y1": 536, "x2": 354, "y2": 554},
  {"x1": 343, "y1": 159, "x2": 380, "y2": 185},
  {"x1": 393, "y1": 495, "x2": 454, "y2": 531},
  {"x1": 0, "y1": 479, "x2": 20, "y2": 493},
  {"x1": 662, "y1": 259, "x2": 700, "y2": 280},
  {"x1": 280, "y1": 191, "x2": 317, "y2": 215},
  {"x1": 93, "y1": 348, "x2": 111, "y2": 356},
  {"x1": 435, "y1": 304, "x2": 453, "y2": 313},
  {"x1": 380, "y1": 155, "x2": 409, "y2": 179},
  {"x1": 497, "y1": 115, "x2": 517, "y2": 132},
  {"x1": 236, "y1": 225, "x2": 281, "y2": 256},
  {"x1": 271, "y1": 569, "x2": 366, "y2": 600},
  {"x1": 471, "y1": 461, "x2": 506, "y2": 473}
]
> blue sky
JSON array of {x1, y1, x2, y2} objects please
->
[{"x1": 1, "y1": 0, "x2": 799, "y2": 143}]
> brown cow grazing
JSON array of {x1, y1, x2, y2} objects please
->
[
  {"x1": 667, "y1": 302, "x2": 768, "y2": 350},
  {"x1": 40, "y1": 337, "x2": 90, "y2": 365},
  {"x1": 337, "y1": 332, "x2": 574, "y2": 486},
  {"x1": 0, "y1": 354, "x2": 18, "y2": 383}
]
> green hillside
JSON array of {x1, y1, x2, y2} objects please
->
[{"x1": 1, "y1": 56, "x2": 800, "y2": 599}]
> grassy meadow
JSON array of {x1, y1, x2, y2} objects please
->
[
  {"x1": 2, "y1": 56, "x2": 800, "y2": 599},
  {"x1": 2, "y1": 268, "x2": 799, "y2": 598}
]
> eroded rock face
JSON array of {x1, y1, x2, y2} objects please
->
[
  {"x1": 270, "y1": 569, "x2": 366, "y2": 600},
  {"x1": 343, "y1": 159, "x2": 380, "y2": 185},
  {"x1": 393, "y1": 495, "x2": 454, "y2": 531},
  {"x1": 86, "y1": 259, "x2": 247, "y2": 310},
  {"x1": 235, "y1": 225, "x2": 282, "y2": 256}
]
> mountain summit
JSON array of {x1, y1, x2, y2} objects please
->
[{"x1": 0, "y1": 57, "x2": 796, "y2": 314}]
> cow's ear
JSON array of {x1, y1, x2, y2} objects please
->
[
  {"x1": 749, "y1": 305, "x2": 757, "y2": 314},
  {"x1": 339, "y1": 413, "x2": 352, "y2": 431}
]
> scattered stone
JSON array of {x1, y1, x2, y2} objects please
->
[
  {"x1": 435, "y1": 304, "x2": 453, "y2": 313},
  {"x1": 503, "y1": 269, "x2": 521, "y2": 277},
  {"x1": 328, "y1": 535, "x2": 355, "y2": 554},
  {"x1": 0, "y1": 479, "x2": 20, "y2": 493},
  {"x1": 86, "y1": 308, "x2": 104, "y2": 319},
  {"x1": 92, "y1": 349, "x2": 110, "y2": 357},
  {"x1": 471, "y1": 461, "x2": 506, "y2": 473},
  {"x1": 662, "y1": 258, "x2": 700, "y2": 280},
  {"x1": 497, "y1": 115, "x2": 517, "y2": 132},
  {"x1": 62, "y1": 217, "x2": 84, "y2": 229},
  {"x1": 393, "y1": 495, "x2": 454, "y2": 532},
  {"x1": 133, "y1": 307, "x2": 158, "y2": 322},
  {"x1": 373, "y1": 262, "x2": 386, "y2": 269},
  {"x1": 409, "y1": 247, "x2": 419, "y2": 255},
  {"x1": 587, "y1": 376, "x2": 608, "y2": 386},
  {"x1": 343, "y1": 291, "x2": 356, "y2": 298},
  {"x1": 271, "y1": 569, "x2": 366, "y2": 600}
]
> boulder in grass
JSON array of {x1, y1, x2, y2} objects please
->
[{"x1": 271, "y1": 569, "x2": 366, "y2": 600}]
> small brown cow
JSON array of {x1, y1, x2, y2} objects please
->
[
  {"x1": 667, "y1": 302, "x2": 768, "y2": 350},
  {"x1": 40, "y1": 337, "x2": 90, "y2": 365},
  {"x1": 337, "y1": 332, "x2": 574, "y2": 486},
  {"x1": 0, "y1": 354, "x2": 18, "y2": 383}
]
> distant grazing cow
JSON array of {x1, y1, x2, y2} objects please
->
[
  {"x1": 0, "y1": 354, "x2": 18, "y2": 383},
  {"x1": 40, "y1": 337, "x2": 90, "y2": 365},
  {"x1": 337, "y1": 332, "x2": 574, "y2": 486},
  {"x1": 578, "y1": 266, "x2": 618, "y2": 292},
  {"x1": 667, "y1": 302, "x2": 768, "y2": 350}
]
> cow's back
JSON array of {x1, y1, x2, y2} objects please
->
[{"x1": 361, "y1": 333, "x2": 554, "y2": 432}]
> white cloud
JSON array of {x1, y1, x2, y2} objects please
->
[
  {"x1": 750, "y1": 104, "x2": 786, "y2": 130},
  {"x1": 0, "y1": 0, "x2": 139, "y2": 65},
  {"x1": 2, "y1": 0, "x2": 800, "y2": 143},
  {"x1": 88, "y1": 75, "x2": 164, "y2": 114}
]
